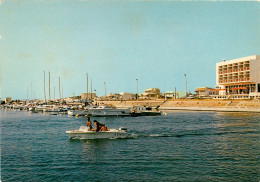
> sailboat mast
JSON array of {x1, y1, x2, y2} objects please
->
[
  {"x1": 87, "y1": 73, "x2": 88, "y2": 101},
  {"x1": 49, "y1": 72, "x2": 51, "y2": 101},
  {"x1": 31, "y1": 81, "x2": 32, "y2": 100},
  {"x1": 44, "y1": 71, "x2": 46, "y2": 103},
  {"x1": 62, "y1": 85, "x2": 63, "y2": 102},
  {"x1": 59, "y1": 77, "x2": 61, "y2": 102}
]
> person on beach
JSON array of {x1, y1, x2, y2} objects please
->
[{"x1": 86, "y1": 117, "x2": 92, "y2": 131}]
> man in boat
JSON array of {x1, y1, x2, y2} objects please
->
[
  {"x1": 86, "y1": 117, "x2": 92, "y2": 131},
  {"x1": 93, "y1": 120, "x2": 108, "y2": 132}
]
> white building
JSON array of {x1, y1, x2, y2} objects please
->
[
  {"x1": 215, "y1": 55, "x2": 260, "y2": 99},
  {"x1": 195, "y1": 87, "x2": 213, "y2": 98},
  {"x1": 165, "y1": 91, "x2": 174, "y2": 98}
]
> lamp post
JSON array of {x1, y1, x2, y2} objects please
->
[
  {"x1": 184, "y1": 74, "x2": 187, "y2": 97},
  {"x1": 136, "y1": 79, "x2": 139, "y2": 100},
  {"x1": 104, "y1": 82, "x2": 106, "y2": 98}
]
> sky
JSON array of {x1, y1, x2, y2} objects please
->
[{"x1": 0, "y1": 0, "x2": 259, "y2": 100}]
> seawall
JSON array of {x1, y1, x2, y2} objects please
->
[{"x1": 95, "y1": 99, "x2": 260, "y2": 113}]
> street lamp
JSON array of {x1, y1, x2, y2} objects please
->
[
  {"x1": 104, "y1": 82, "x2": 106, "y2": 98},
  {"x1": 184, "y1": 74, "x2": 187, "y2": 97},
  {"x1": 136, "y1": 79, "x2": 139, "y2": 99}
]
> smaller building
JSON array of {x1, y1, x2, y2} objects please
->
[
  {"x1": 81, "y1": 93, "x2": 96, "y2": 100},
  {"x1": 195, "y1": 87, "x2": 214, "y2": 98},
  {"x1": 165, "y1": 91, "x2": 174, "y2": 98},
  {"x1": 140, "y1": 88, "x2": 160, "y2": 99},
  {"x1": 5, "y1": 97, "x2": 12, "y2": 103},
  {"x1": 107, "y1": 93, "x2": 121, "y2": 100},
  {"x1": 120, "y1": 92, "x2": 136, "y2": 100}
]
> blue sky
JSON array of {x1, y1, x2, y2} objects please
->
[{"x1": 0, "y1": 0, "x2": 259, "y2": 100}]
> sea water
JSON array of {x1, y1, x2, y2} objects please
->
[{"x1": 1, "y1": 109, "x2": 259, "y2": 181}]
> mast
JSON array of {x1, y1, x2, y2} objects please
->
[
  {"x1": 31, "y1": 81, "x2": 32, "y2": 100},
  {"x1": 86, "y1": 73, "x2": 89, "y2": 101},
  {"x1": 44, "y1": 71, "x2": 46, "y2": 103},
  {"x1": 91, "y1": 78, "x2": 92, "y2": 100},
  {"x1": 54, "y1": 86, "x2": 55, "y2": 100},
  {"x1": 49, "y1": 72, "x2": 51, "y2": 101},
  {"x1": 62, "y1": 85, "x2": 63, "y2": 103},
  {"x1": 59, "y1": 77, "x2": 61, "y2": 102}
]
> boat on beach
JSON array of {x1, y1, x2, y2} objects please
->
[{"x1": 66, "y1": 126, "x2": 128, "y2": 139}]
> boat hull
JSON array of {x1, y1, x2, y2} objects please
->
[
  {"x1": 68, "y1": 110, "x2": 89, "y2": 116},
  {"x1": 87, "y1": 108, "x2": 130, "y2": 116},
  {"x1": 66, "y1": 129, "x2": 128, "y2": 139}
]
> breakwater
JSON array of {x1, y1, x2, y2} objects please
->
[{"x1": 95, "y1": 99, "x2": 260, "y2": 112}]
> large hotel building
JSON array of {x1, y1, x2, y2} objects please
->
[{"x1": 214, "y1": 55, "x2": 260, "y2": 99}]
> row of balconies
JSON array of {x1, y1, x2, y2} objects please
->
[
  {"x1": 219, "y1": 74, "x2": 250, "y2": 79},
  {"x1": 218, "y1": 61, "x2": 250, "y2": 68},
  {"x1": 219, "y1": 77, "x2": 250, "y2": 83},
  {"x1": 218, "y1": 67, "x2": 250, "y2": 74}
]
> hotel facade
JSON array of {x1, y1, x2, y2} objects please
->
[{"x1": 214, "y1": 55, "x2": 260, "y2": 99}]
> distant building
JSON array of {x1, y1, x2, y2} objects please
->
[
  {"x1": 165, "y1": 91, "x2": 174, "y2": 98},
  {"x1": 175, "y1": 91, "x2": 186, "y2": 99},
  {"x1": 214, "y1": 55, "x2": 260, "y2": 99},
  {"x1": 120, "y1": 92, "x2": 136, "y2": 100},
  {"x1": 140, "y1": 88, "x2": 160, "y2": 99},
  {"x1": 107, "y1": 93, "x2": 121, "y2": 100},
  {"x1": 5, "y1": 97, "x2": 12, "y2": 103},
  {"x1": 195, "y1": 87, "x2": 214, "y2": 98},
  {"x1": 81, "y1": 93, "x2": 96, "y2": 100}
]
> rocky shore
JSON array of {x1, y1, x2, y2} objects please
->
[{"x1": 95, "y1": 99, "x2": 260, "y2": 113}]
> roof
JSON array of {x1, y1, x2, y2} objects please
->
[
  {"x1": 216, "y1": 55, "x2": 259, "y2": 66},
  {"x1": 195, "y1": 87, "x2": 213, "y2": 91}
]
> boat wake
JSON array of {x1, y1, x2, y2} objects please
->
[
  {"x1": 127, "y1": 130, "x2": 258, "y2": 139},
  {"x1": 68, "y1": 130, "x2": 258, "y2": 140}
]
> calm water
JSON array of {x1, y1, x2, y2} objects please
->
[{"x1": 1, "y1": 109, "x2": 260, "y2": 182}]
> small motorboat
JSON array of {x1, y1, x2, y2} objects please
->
[{"x1": 66, "y1": 126, "x2": 128, "y2": 139}]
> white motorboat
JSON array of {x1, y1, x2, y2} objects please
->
[
  {"x1": 130, "y1": 106, "x2": 161, "y2": 116},
  {"x1": 87, "y1": 105, "x2": 131, "y2": 116},
  {"x1": 66, "y1": 126, "x2": 128, "y2": 139}
]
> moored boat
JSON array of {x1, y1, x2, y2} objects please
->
[
  {"x1": 130, "y1": 106, "x2": 161, "y2": 116},
  {"x1": 87, "y1": 105, "x2": 131, "y2": 117},
  {"x1": 66, "y1": 126, "x2": 128, "y2": 139}
]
